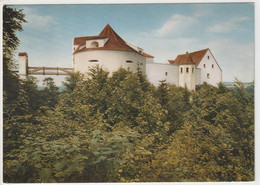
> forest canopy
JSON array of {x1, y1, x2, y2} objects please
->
[{"x1": 3, "y1": 6, "x2": 254, "y2": 183}]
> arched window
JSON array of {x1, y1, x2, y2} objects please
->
[
  {"x1": 90, "y1": 41, "x2": 99, "y2": 48},
  {"x1": 186, "y1": 67, "x2": 189, "y2": 73},
  {"x1": 181, "y1": 68, "x2": 183, "y2": 73}
]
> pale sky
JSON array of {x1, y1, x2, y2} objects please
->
[{"x1": 13, "y1": 3, "x2": 254, "y2": 86}]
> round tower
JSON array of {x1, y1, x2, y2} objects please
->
[{"x1": 72, "y1": 24, "x2": 153, "y2": 75}]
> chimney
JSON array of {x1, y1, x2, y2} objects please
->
[{"x1": 18, "y1": 52, "x2": 28, "y2": 79}]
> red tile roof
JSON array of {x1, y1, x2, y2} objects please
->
[
  {"x1": 18, "y1": 52, "x2": 28, "y2": 56},
  {"x1": 73, "y1": 24, "x2": 154, "y2": 58},
  {"x1": 168, "y1": 48, "x2": 209, "y2": 66}
]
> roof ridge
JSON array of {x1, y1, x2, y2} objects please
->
[{"x1": 190, "y1": 48, "x2": 209, "y2": 54}]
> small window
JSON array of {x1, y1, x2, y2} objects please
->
[
  {"x1": 207, "y1": 73, "x2": 210, "y2": 79},
  {"x1": 186, "y1": 67, "x2": 189, "y2": 73},
  {"x1": 181, "y1": 68, "x2": 183, "y2": 73},
  {"x1": 126, "y1": 60, "x2": 133, "y2": 63},
  {"x1": 192, "y1": 67, "x2": 194, "y2": 73},
  {"x1": 212, "y1": 64, "x2": 214, "y2": 68},
  {"x1": 89, "y1": 60, "x2": 98, "y2": 62},
  {"x1": 204, "y1": 64, "x2": 206, "y2": 68},
  {"x1": 208, "y1": 56, "x2": 210, "y2": 59},
  {"x1": 140, "y1": 63, "x2": 143, "y2": 65},
  {"x1": 165, "y1": 72, "x2": 168, "y2": 76}
]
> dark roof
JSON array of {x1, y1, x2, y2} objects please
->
[
  {"x1": 18, "y1": 52, "x2": 28, "y2": 56},
  {"x1": 73, "y1": 24, "x2": 154, "y2": 57},
  {"x1": 168, "y1": 48, "x2": 209, "y2": 66}
]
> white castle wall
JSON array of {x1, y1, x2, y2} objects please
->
[
  {"x1": 195, "y1": 68, "x2": 201, "y2": 85},
  {"x1": 73, "y1": 50, "x2": 146, "y2": 75},
  {"x1": 197, "y1": 50, "x2": 222, "y2": 86},
  {"x1": 146, "y1": 63, "x2": 179, "y2": 87},
  {"x1": 146, "y1": 57, "x2": 154, "y2": 63}
]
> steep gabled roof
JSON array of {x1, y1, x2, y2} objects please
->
[
  {"x1": 73, "y1": 24, "x2": 154, "y2": 57},
  {"x1": 168, "y1": 48, "x2": 209, "y2": 67}
]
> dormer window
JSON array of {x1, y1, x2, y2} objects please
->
[
  {"x1": 90, "y1": 41, "x2": 99, "y2": 48},
  {"x1": 86, "y1": 38, "x2": 108, "y2": 48}
]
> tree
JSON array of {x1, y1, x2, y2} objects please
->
[
  {"x1": 3, "y1": 6, "x2": 26, "y2": 103},
  {"x1": 141, "y1": 83, "x2": 254, "y2": 181},
  {"x1": 62, "y1": 72, "x2": 85, "y2": 93},
  {"x1": 40, "y1": 77, "x2": 60, "y2": 108},
  {"x1": 155, "y1": 81, "x2": 191, "y2": 134}
]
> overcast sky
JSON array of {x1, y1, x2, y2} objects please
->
[{"x1": 13, "y1": 3, "x2": 254, "y2": 86}]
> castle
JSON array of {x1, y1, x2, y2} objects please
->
[{"x1": 19, "y1": 24, "x2": 222, "y2": 90}]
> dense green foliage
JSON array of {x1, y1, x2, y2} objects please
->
[{"x1": 3, "y1": 6, "x2": 254, "y2": 183}]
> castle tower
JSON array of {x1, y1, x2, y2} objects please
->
[
  {"x1": 18, "y1": 52, "x2": 28, "y2": 79},
  {"x1": 72, "y1": 24, "x2": 153, "y2": 75},
  {"x1": 178, "y1": 52, "x2": 196, "y2": 90}
]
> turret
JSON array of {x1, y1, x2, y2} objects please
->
[{"x1": 178, "y1": 52, "x2": 196, "y2": 90}]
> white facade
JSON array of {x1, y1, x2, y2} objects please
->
[
  {"x1": 146, "y1": 63, "x2": 179, "y2": 87},
  {"x1": 72, "y1": 48, "x2": 221, "y2": 90},
  {"x1": 195, "y1": 68, "x2": 201, "y2": 85},
  {"x1": 146, "y1": 57, "x2": 154, "y2": 63},
  {"x1": 18, "y1": 25, "x2": 222, "y2": 91},
  {"x1": 197, "y1": 50, "x2": 222, "y2": 86},
  {"x1": 73, "y1": 50, "x2": 146, "y2": 74},
  {"x1": 178, "y1": 64, "x2": 196, "y2": 90},
  {"x1": 144, "y1": 49, "x2": 221, "y2": 90}
]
